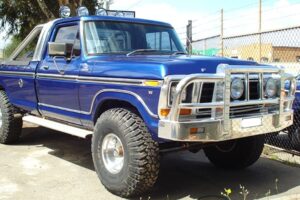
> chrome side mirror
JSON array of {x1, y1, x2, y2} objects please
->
[{"x1": 48, "y1": 42, "x2": 73, "y2": 61}]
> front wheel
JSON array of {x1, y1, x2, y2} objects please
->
[
  {"x1": 92, "y1": 108, "x2": 160, "y2": 198},
  {"x1": 204, "y1": 135, "x2": 265, "y2": 169}
]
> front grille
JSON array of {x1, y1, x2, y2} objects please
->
[
  {"x1": 249, "y1": 79, "x2": 260, "y2": 99},
  {"x1": 230, "y1": 105, "x2": 264, "y2": 118},
  {"x1": 193, "y1": 73, "x2": 279, "y2": 119},
  {"x1": 196, "y1": 108, "x2": 212, "y2": 119},
  {"x1": 200, "y1": 83, "x2": 215, "y2": 103}
]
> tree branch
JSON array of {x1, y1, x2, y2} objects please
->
[{"x1": 36, "y1": 0, "x2": 55, "y2": 19}]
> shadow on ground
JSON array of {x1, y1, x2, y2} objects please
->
[{"x1": 18, "y1": 125, "x2": 300, "y2": 200}]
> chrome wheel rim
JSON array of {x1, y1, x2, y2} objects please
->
[
  {"x1": 0, "y1": 109, "x2": 3, "y2": 128},
  {"x1": 101, "y1": 133, "x2": 124, "y2": 174}
]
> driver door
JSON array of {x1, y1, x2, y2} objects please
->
[{"x1": 36, "y1": 23, "x2": 82, "y2": 125}]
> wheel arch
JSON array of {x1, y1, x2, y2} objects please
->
[{"x1": 91, "y1": 90, "x2": 159, "y2": 140}]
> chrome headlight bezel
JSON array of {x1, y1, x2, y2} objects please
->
[
  {"x1": 265, "y1": 78, "x2": 277, "y2": 98},
  {"x1": 230, "y1": 78, "x2": 244, "y2": 100}
]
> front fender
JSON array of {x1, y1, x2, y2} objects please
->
[{"x1": 91, "y1": 89, "x2": 159, "y2": 140}]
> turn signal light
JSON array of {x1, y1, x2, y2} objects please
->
[
  {"x1": 180, "y1": 109, "x2": 192, "y2": 115},
  {"x1": 190, "y1": 128, "x2": 198, "y2": 134},
  {"x1": 160, "y1": 108, "x2": 192, "y2": 117},
  {"x1": 160, "y1": 109, "x2": 170, "y2": 117},
  {"x1": 143, "y1": 80, "x2": 161, "y2": 87}
]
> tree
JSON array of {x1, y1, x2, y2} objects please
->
[{"x1": 0, "y1": 0, "x2": 95, "y2": 39}]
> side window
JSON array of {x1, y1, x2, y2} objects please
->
[
  {"x1": 14, "y1": 29, "x2": 41, "y2": 61},
  {"x1": 146, "y1": 31, "x2": 178, "y2": 51},
  {"x1": 54, "y1": 25, "x2": 81, "y2": 57}
]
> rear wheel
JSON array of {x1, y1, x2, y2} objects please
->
[
  {"x1": 0, "y1": 91, "x2": 23, "y2": 144},
  {"x1": 204, "y1": 135, "x2": 265, "y2": 169},
  {"x1": 287, "y1": 113, "x2": 300, "y2": 151},
  {"x1": 92, "y1": 108, "x2": 160, "y2": 197}
]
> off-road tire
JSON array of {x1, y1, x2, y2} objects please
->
[
  {"x1": 204, "y1": 135, "x2": 265, "y2": 169},
  {"x1": 0, "y1": 91, "x2": 23, "y2": 144},
  {"x1": 92, "y1": 108, "x2": 160, "y2": 197}
]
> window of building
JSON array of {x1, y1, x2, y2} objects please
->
[
  {"x1": 274, "y1": 58, "x2": 280, "y2": 62},
  {"x1": 247, "y1": 57, "x2": 254, "y2": 61},
  {"x1": 296, "y1": 56, "x2": 300, "y2": 62}
]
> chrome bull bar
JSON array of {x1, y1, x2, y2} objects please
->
[{"x1": 158, "y1": 64, "x2": 295, "y2": 142}]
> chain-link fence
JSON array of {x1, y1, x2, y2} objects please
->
[
  {"x1": 175, "y1": 2, "x2": 300, "y2": 165},
  {"x1": 0, "y1": 48, "x2": 4, "y2": 61}
]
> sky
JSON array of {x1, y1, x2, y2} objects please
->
[
  {"x1": 110, "y1": 0, "x2": 300, "y2": 40},
  {"x1": 1, "y1": 0, "x2": 300, "y2": 48}
]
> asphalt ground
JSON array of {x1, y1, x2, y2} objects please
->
[{"x1": 0, "y1": 123, "x2": 300, "y2": 200}]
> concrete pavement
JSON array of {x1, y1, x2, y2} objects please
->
[{"x1": 0, "y1": 123, "x2": 300, "y2": 200}]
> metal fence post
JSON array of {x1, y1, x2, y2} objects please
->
[
  {"x1": 220, "y1": 9, "x2": 224, "y2": 57},
  {"x1": 187, "y1": 20, "x2": 193, "y2": 54},
  {"x1": 259, "y1": 0, "x2": 262, "y2": 62}
]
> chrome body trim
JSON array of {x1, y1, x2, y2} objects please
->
[
  {"x1": 36, "y1": 73, "x2": 150, "y2": 86},
  {"x1": 0, "y1": 71, "x2": 35, "y2": 77},
  {"x1": 39, "y1": 103, "x2": 90, "y2": 115},
  {"x1": 39, "y1": 89, "x2": 158, "y2": 118},
  {"x1": 158, "y1": 64, "x2": 296, "y2": 142}
]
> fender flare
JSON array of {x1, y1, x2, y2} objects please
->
[{"x1": 90, "y1": 89, "x2": 159, "y2": 127}]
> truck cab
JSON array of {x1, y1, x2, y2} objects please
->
[{"x1": 0, "y1": 7, "x2": 296, "y2": 198}]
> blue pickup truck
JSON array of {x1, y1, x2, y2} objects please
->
[{"x1": 0, "y1": 8, "x2": 296, "y2": 197}]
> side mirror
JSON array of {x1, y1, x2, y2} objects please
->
[{"x1": 48, "y1": 42, "x2": 73, "y2": 60}]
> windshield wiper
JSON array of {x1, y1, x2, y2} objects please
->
[
  {"x1": 171, "y1": 51, "x2": 187, "y2": 56},
  {"x1": 126, "y1": 49, "x2": 160, "y2": 56}
]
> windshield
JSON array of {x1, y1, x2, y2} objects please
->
[{"x1": 84, "y1": 21, "x2": 185, "y2": 55}]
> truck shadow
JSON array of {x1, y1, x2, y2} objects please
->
[{"x1": 19, "y1": 125, "x2": 300, "y2": 200}]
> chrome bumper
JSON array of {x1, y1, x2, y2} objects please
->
[{"x1": 158, "y1": 64, "x2": 295, "y2": 142}]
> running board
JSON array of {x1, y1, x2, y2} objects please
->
[{"x1": 23, "y1": 115, "x2": 93, "y2": 138}]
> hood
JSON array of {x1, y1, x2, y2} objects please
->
[{"x1": 85, "y1": 55, "x2": 259, "y2": 80}]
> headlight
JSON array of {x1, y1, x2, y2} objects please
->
[
  {"x1": 231, "y1": 78, "x2": 244, "y2": 100},
  {"x1": 265, "y1": 78, "x2": 277, "y2": 98}
]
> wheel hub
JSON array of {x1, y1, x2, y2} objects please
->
[{"x1": 101, "y1": 133, "x2": 125, "y2": 174}]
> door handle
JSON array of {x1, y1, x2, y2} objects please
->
[{"x1": 41, "y1": 65, "x2": 49, "y2": 70}]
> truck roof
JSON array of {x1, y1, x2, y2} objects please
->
[{"x1": 52, "y1": 15, "x2": 173, "y2": 28}]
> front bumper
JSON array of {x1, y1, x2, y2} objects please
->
[
  {"x1": 158, "y1": 64, "x2": 295, "y2": 142},
  {"x1": 159, "y1": 111, "x2": 293, "y2": 142}
]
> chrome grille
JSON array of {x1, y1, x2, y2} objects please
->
[{"x1": 194, "y1": 72, "x2": 280, "y2": 119}]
